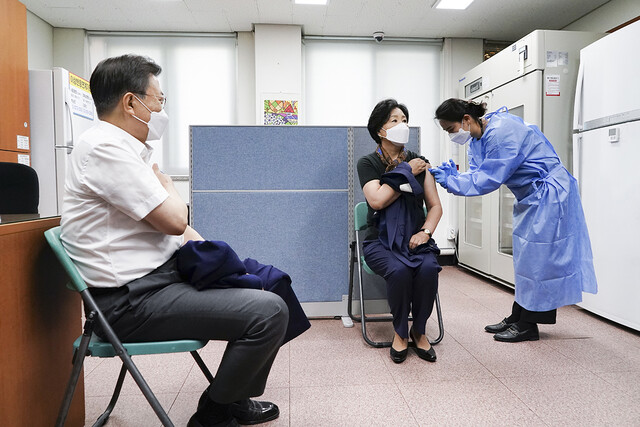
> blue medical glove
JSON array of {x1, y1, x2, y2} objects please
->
[
  {"x1": 448, "y1": 159, "x2": 459, "y2": 176},
  {"x1": 429, "y1": 167, "x2": 448, "y2": 189}
]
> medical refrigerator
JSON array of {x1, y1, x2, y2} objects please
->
[
  {"x1": 29, "y1": 68, "x2": 96, "y2": 217},
  {"x1": 456, "y1": 30, "x2": 604, "y2": 286},
  {"x1": 572, "y1": 21, "x2": 640, "y2": 331}
]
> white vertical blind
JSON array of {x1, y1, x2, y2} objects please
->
[
  {"x1": 304, "y1": 39, "x2": 441, "y2": 161},
  {"x1": 88, "y1": 34, "x2": 237, "y2": 175}
]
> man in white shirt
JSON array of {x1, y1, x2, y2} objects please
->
[{"x1": 61, "y1": 54, "x2": 287, "y2": 427}]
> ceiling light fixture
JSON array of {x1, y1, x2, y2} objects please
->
[
  {"x1": 294, "y1": 0, "x2": 328, "y2": 5},
  {"x1": 432, "y1": 0, "x2": 474, "y2": 10}
]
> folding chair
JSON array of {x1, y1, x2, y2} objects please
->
[
  {"x1": 347, "y1": 202, "x2": 444, "y2": 348},
  {"x1": 45, "y1": 226, "x2": 215, "y2": 427}
]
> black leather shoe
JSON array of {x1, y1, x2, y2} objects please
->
[
  {"x1": 229, "y1": 399, "x2": 279, "y2": 425},
  {"x1": 494, "y1": 324, "x2": 539, "y2": 342},
  {"x1": 484, "y1": 318, "x2": 512, "y2": 333},
  {"x1": 390, "y1": 345, "x2": 408, "y2": 363},
  {"x1": 410, "y1": 328, "x2": 436, "y2": 362},
  {"x1": 187, "y1": 413, "x2": 238, "y2": 427}
]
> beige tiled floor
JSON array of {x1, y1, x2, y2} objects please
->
[{"x1": 83, "y1": 266, "x2": 640, "y2": 426}]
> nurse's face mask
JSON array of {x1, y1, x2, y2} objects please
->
[{"x1": 449, "y1": 120, "x2": 472, "y2": 145}]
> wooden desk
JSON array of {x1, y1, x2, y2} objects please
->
[{"x1": 0, "y1": 217, "x2": 84, "y2": 426}]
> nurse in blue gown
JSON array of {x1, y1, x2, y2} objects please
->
[{"x1": 430, "y1": 98, "x2": 597, "y2": 342}]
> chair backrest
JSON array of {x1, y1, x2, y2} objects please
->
[
  {"x1": 44, "y1": 226, "x2": 88, "y2": 292},
  {"x1": 354, "y1": 202, "x2": 369, "y2": 231},
  {"x1": 0, "y1": 162, "x2": 39, "y2": 214}
]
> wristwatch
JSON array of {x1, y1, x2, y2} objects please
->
[{"x1": 420, "y1": 228, "x2": 431, "y2": 237}]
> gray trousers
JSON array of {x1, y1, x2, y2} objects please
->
[{"x1": 92, "y1": 256, "x2": 289, "y2": 404}]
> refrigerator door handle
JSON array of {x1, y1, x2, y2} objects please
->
[
  {"x1": 574, "y1": 135, "x2": 582, "y2": 196},
  {"x1": 573, "y1": 61, "x2": 585, "y2": 132},
  {"x1": 64, "y1": 99, "x2": 75, "y2": 149}
]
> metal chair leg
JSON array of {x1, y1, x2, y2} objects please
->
[
  {"x1": 93, "y1": 363, "x2": 127, "y2": 427},
  {"x1": 191, "y1": 350, "x2": 214, "y2": 383},
  {"x1": 81, "y1": 290, "x2": 174, "y2": 427},
  {"x1": 56, "y1": 311, "x2": 97, "y2": 427},
  {"x1": 429, "y1": 292, "x2": 445, "y2": 345}
]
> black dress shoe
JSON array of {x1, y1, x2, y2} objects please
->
[
  {"x1": 229, "y1": 399, "x2": 279, "y2": 425},
  {"x1": 390, "y1": 345, "x2": 408, "y2": 363},
  {"x1": 410, "y1": 328, "x2": 436, "y2": 362},
  {"x1": 484, "y1": 318, "x2": 512, "y2": 333},
  {"x1": 494, "y1": 324, "x2": 539, "y2": 342}
]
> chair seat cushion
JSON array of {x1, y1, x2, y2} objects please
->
[{"x1": 74, "y1": 334, "x2": 208, "y2": 358}]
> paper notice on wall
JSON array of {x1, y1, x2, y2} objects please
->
[
  {"x1": 17, "y1": 135, "x2": 29, "y2": 150},
  {"x1": 17, "y1": 154, "x2": 30, "y2": 166},
  {"x1": 557, "y1": 51, "x2": 569, "y2": 66},
  {"x1": 546, "y1": 50, "x2": 558, "y2": 67},
  {"x1": 546, "y1": 75, "x2": 560, "y2": 96},
  {"x1": 68, "y1": 72, "x2": 95, "y2": 120}
]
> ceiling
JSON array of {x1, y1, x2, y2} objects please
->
[{"x1": 21, "y1": 0, "x2": 611, "y2": 41}]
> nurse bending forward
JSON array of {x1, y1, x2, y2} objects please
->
[
  {"x1": 357, "y1": 99, "x2": 442, "y2": 363},
  {"x1": 431, "y1": 98, "x2": 597, "y2": 342}
]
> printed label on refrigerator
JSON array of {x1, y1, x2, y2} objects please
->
[
  {"x1": 68, "y1": 72, "x2": 95, "y2": 121},
  {"x1": 17, "y1": 135, "x2": 29, "y2": 150},
  {"x1": 545, "y1": 75, "x2": 560, "y2": 96}
]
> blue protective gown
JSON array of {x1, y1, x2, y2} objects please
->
[{"x1": 444, "y1": 111, "x2": 597, "y2": 311}]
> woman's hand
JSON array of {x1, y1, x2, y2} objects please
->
[
  {"x1": 409, "y1": 230, "x2": 430, "y2": 250},
  {"x1": 408, "y1": 158, "x2": 428, "y2": 176}
]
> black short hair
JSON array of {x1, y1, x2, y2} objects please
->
[
  {"x1": 367, "y1": 99, "x2": 409, "y2": 145},
  {"x1": 435, "y1": 98, "x2": 486, "y2": 126},
  {"x1": 89, "y1": 54, "x2": 162, "y2": 117}
]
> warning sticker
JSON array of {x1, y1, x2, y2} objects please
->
[
  {"x1": 545, "y1": 75, "x2": 560, "y2": 96},
  {"x1": 68, "y1": 72, "x2": 95, "y2": 120}
]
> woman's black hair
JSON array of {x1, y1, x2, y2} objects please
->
[
  {"x1": 90, "y1": 54, "x2": 162, "y2": 117},
  {"x1": 367, "y1": 99, "x2": 409, "y2": 145},
  {"x1": 434, "y1": 98, "x2": 486, "y2": 127}
]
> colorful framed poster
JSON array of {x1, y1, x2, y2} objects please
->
[{"x1": 263, "y1": 99, "x2": 298, "y2": 125}]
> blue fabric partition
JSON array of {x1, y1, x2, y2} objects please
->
[
  {"x1": 190, "y1": 125, "x2": 420, "y2": 305},
  {"x1": 191, "y1": 126, "x2": 349, "y2": 303}
]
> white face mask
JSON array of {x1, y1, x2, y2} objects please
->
[
  {"x1": 448, "y1": 121, "x2": 472, "y2": 145},
  {"x1": 381, "y1": 122, "x2": 410, "y2": 145},
  {"x1": 132, "y1": 94, "x2": 169, "y2": 141}
]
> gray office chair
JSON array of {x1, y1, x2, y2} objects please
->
[{"x1": 348, "y1": 202, "x2": 444, "y2": 347}]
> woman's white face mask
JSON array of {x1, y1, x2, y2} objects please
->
[
  {"x1": 448, "y1": 121, "x2": 472, "y2": 145},
  {"x1": 381, "y1": 122, "x2": 410, "y2": 146}
]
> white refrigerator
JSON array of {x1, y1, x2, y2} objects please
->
[
  {"x1": 456, "y1": 30, "x2": 604, "y2": 286},
  {"x1": 29, "y1": 68, "x2": 96, "y2": 216},
  {"x1": 572, "y1": 21, "x2": 640, "y2": 331}
]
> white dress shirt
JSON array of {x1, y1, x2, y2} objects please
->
[{"x1": 61, "y1": 121, "x2": 183, "y2": 288}]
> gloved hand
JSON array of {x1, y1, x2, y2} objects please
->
[
  {"x1": 447, "y1": 159, "x2": 459, "y2": 176},
  {"x1": 429, "y1": 167, "x2": 448, "y2": 189},
  {"x1": 439, "y1": 159, "x2": 459, "y2": 177}
]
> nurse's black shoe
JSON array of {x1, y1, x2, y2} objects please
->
[
  {"x1": 484, "y1": 318, "x2": 512, "y2": 333},
  {"x1": 494, "y1": 323, "x2": 539, "y2": 342}
]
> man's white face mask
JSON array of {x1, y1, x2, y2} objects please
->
[
  {"x1": 132, "y1": 94, "x2": 169, "y2": 141},
  {"x1": 381, "y1": 122, "x2": 410, "y2": 146}
]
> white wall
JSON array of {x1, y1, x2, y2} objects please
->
[
  {"x1": 26, "y1": 11, "x2": 53, "y2": 70},
  {"x1": 237, "y1": 31, "x2": 256, "y2": 125},
  {"x1": 254, "y1": 24, "x2": 302, "y2": 125},
  {"x1": 563, "y1": 0, "x2": 640, "y2": 32}
]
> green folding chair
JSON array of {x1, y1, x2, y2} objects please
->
[
  {"x1": 347, "y1": 202, "x2": 444, "y2": 347},
  {"x1": 45, "y1": 226, "x2": 214, "y2": 427}
]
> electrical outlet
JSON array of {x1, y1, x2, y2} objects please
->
[{"x1": 447, "y1": 228, "x2": 457, "y2": 240}]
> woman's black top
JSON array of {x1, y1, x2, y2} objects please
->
[{"x1": 356, "y1": 150, "x2": 428, "y2": 241}]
